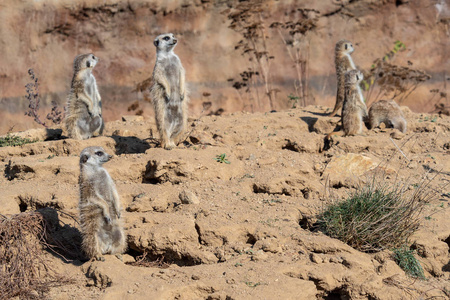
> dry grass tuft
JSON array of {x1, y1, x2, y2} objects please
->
[
  {"x1": 319, "y1": 173, "x2": 438, "y2": 252},
  {"x1": 0, "y1": 211, "x2": 73, "y2": 300}
]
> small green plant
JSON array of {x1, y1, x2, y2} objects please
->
[
  {"x1": 0, "y1": 135, "x2": 36, "y2": 147},
  {"x1": 245, "y1": 281, "x2": 262, "y2": 288},
  {"x1": 393, "y1": 247, "x2": 425, "y2": 279},
  {"x1": 319, "y1": 176, "x2": 435, "y2": 252},
  {"x1": 215, "y1": 153, "x2": 231, "y2": 164},
  {"x1": 287, "y1": 94, "x2": 300, "y2": 108}
]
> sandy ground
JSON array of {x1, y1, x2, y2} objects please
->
[{"x1": 1, "y1": 105, "x2": 450, "y2": 299}]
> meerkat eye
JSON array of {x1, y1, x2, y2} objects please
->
[
  {"x1": 91, "y1": 55, "x2": 95, "y2": 59},
  {"x1": 163, "y1": 36, "x2": 170, "y2": 41},
  {"x1": 95, "y1": 151, "x2": 103, "y2": 156}
]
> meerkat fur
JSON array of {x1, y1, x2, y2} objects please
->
[
  {"x1": 326, "y1": 69, "x2": 368, "y2": 139},
  {"x1": 79, "y1": 146, "x2": 126, "y2": 260},
  {"x1": 368, "y1": 100, "x2": 407, "y2": 133},
  {"x1": 150, "y1": 33, "x2": 188, "y2": 150},
  {"x1": 65, "y1": 53, "x2": 104, "y2": 140},
  {"x1": 328, "y1": 39, "x2": 357, "y2": 117}
]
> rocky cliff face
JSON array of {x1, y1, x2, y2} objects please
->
[{"x1": 0, "y1": 0, "x2": 448, "y2": 133}]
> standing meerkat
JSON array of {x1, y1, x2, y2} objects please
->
[
  {"x1": 328, "y1": 39, "x2": 357, "y2": 117},
  {"x1": 368, "y1": 100, "x2": 407, "y2": 133},
  {"x1": 326, "y1": 69, "x2": 368, "y2": 139},
  {"x1": 150, "y1": 33, "x2": 187, "y2": 150},
  {"x1": 78, "y1": 146, "x2": 126, "y2": 260},
  {"x1": 65, "y1": 53, "x2": 104, "y2": 140}
]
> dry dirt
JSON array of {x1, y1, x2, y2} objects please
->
[{"x1": 1, "y1": 106, "x2": 450, "y2": 299}]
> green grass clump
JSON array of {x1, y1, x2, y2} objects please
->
[
  {"x1": 0, "y1": 135, "x2": 36, "y2": 147},
  {"x1": 319, "y1": 178, "x2": 433, "y2": 252},
  {"x1": 393, "y1": 247, "x2": 425, "y2": 279}
]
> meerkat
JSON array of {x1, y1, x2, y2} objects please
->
[
  {"x1": 150, "y1": 33, "x2": 187, "y2": 150},
  {"x1": 78, "y1": 146, "x2": 126, "y2": 260},
  {"x1": 65, "y1": 53, "x2": 104, "y2": 140},
  {"x1": 328, "y1": 39, "x2": 357, "y2": 117},
  {"x1": 326, "y1": 69, "x2": 368, "y2": 139},
  {"x1": 368, "y1": 100, "x2": 407, "y2": 133}
]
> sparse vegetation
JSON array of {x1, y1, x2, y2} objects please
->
[
  {"x1": 224, "y1": 0, "x2": 277, "y2": 111},
  {"x1": 393, "y1": 247, "x2": 425, "y2": 279},
  {"x1": 0, "y1": 134, "x2": 37, "y2": 147},
  {"x1": 319, "y1": 176, "x2": 437, "y2": 252},
  {"x1": 0, "y1": 212, "x2": 72, "y2": 299},
  {"x1": 25, "y1": 69, "x2": 64, "y2": 127},
  {"x1": 215, "y1": 153, "x2": 231, "y2": 164},
  {"x1": 360, "y1": 41, "x2": 431, "y2": 106},
  {"x1": 270, "y1": 8, "x2": 319, "y2": 106}
]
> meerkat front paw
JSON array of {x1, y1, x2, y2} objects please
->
[
  {"x1": 95, "y1": 255, "x2": 105, "y2": 262},
  {"x1": 104, "y1": 214, "x2": 112, "y2": 224},
  {"x1": 164, "y1": 141, "x2": 176, "y2": 150}
]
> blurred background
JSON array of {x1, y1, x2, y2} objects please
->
[{"x1": 0, "y1": 0, "x2": 448, "y2": 134}]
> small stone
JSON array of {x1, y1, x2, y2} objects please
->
[
  {"x1": 191, "y1": 274, "x2": 200, "y2": 280},
  {"x1": 390, "y1": 129, "x2": 405, "y2": 140},
  {"x1": 179, "y1": 190, "x2": 200, "y2": 204},
  {"x1": 122, "y1": 115, "x2": 144, "y2": 122},
  {"x1": 121, "y1": 254, "x2": 135, "y2": 264},
  {"x1": 310, "y1": 253, "x2": 323, "y2": 264}
]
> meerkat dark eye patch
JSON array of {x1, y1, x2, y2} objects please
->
[
  {"x1": 163, "y1": 36, "x2": 170, "y2": 41},
  {"x1": 95, "y1": 151, "x2": 103, "y2": 156},
  {"x1": 356, "y1": 75, "x2": 359, "y2": 80},
  {"x1": 86, "y1": 61, "x2": 91, "y2": 68},
  {"x1": 154, "y1": 40, "x2": 159, "y2": 47},
  {"x1": 81, "y1": 154, "x2": 89, "y2": 164},
  {"x1": 345, "y1": 44, "x2": 348, "y2": 50}
]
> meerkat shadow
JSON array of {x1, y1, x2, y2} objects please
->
[
  {"x1": 299, "y1": 116, "x2": 319, "y2": 132},
  {"x1": 37, "y1": 207, "x2": 85, "y2": 265},
  {"x1": 110, "y1": 135, "x2": 155, "y2": 155},
  {"x1": 305, "y1": 110, "x2": 333, "y2": 117}
]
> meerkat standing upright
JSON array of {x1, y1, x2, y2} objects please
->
[
  {"x1": 328, "y1": 39, "x2": 357, "y2": 117},
  {"x1": 65, "y1": 53, "x2": 104, "y2": 140},
  {"x1": 326, "y1": 69, "x2": 368, "y2": 139},
  {"x1": 78, "y1": 146, "x2": 126, "y2": 260},
  {"x1": 150, "y1": 33, "x2": 187, "y2": 150},
  {"x1": 368, "y1": 100, "x2": 407, "y2": 133}
]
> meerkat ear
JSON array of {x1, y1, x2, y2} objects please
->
[
  {"x1": 154, "y1": 39, "x2": 159, "y2": 47},
  {"x1": 86, "y1": 61, "x2": 91, "y2": 68},
  {"x1": 80, "y1": 154, "x2": 89, "y2": 164}
]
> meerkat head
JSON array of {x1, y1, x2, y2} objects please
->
[
  {"x1": 336, "y1": 39, "x2": 354, "y2": 56},
  {"x1": 73, "y1": 53, "x2": 99, "y2": 73},
  {"x1": 345, "y1": 69, "x2": 364, "y2": 87},
  {"x1": 80, "y1": 146, "x2": 112, "y2": 168},
  {"x1": 153, "y1": 33, "x2": 178, "y2": 53}
]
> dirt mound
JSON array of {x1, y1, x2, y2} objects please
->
[{"x1": 1, "y1": 106, "x2": 449, "y2": 299}]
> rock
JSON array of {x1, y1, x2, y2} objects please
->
[
  {"x1": 5, "y1": 128, "x2": 62, "y2": 142},
  {"x1": 112, "y1": 129, "x2": 137, "y2": 137},
  {"x1": 322, "y1": 153, "x2": 379, "y2": 187},
  {"x1": 390, "y1": 129, "x2": 405, "y2": 140},
  {"x1": 83, "y1": 263, "x2": 113, "y2": 288},
  {"x1": 121, "y1": 254, "x2": 135, "y2": 264},
  {"x1": 179, "y1": 190, "x2": 200, "y2": 204},
  {"x1": 310, "y1": 253, "x2": 323, "y2": 264},
  {"x1": 311, "y1": 118, "x2": 335, "y2": 134},
  {"x1": 121, "y1": 115, "x2": 144, "y2": 122}
]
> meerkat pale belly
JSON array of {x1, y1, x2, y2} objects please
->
[
  {"x1": 78, "y1": 146, "x2": 126, "y2": 260},
  {"x1": 150, "y1": 33, "x2": 188, "y2": 150},
  {"x1": 65, "y1": 53, "x2": 104, "y2": 140}
]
